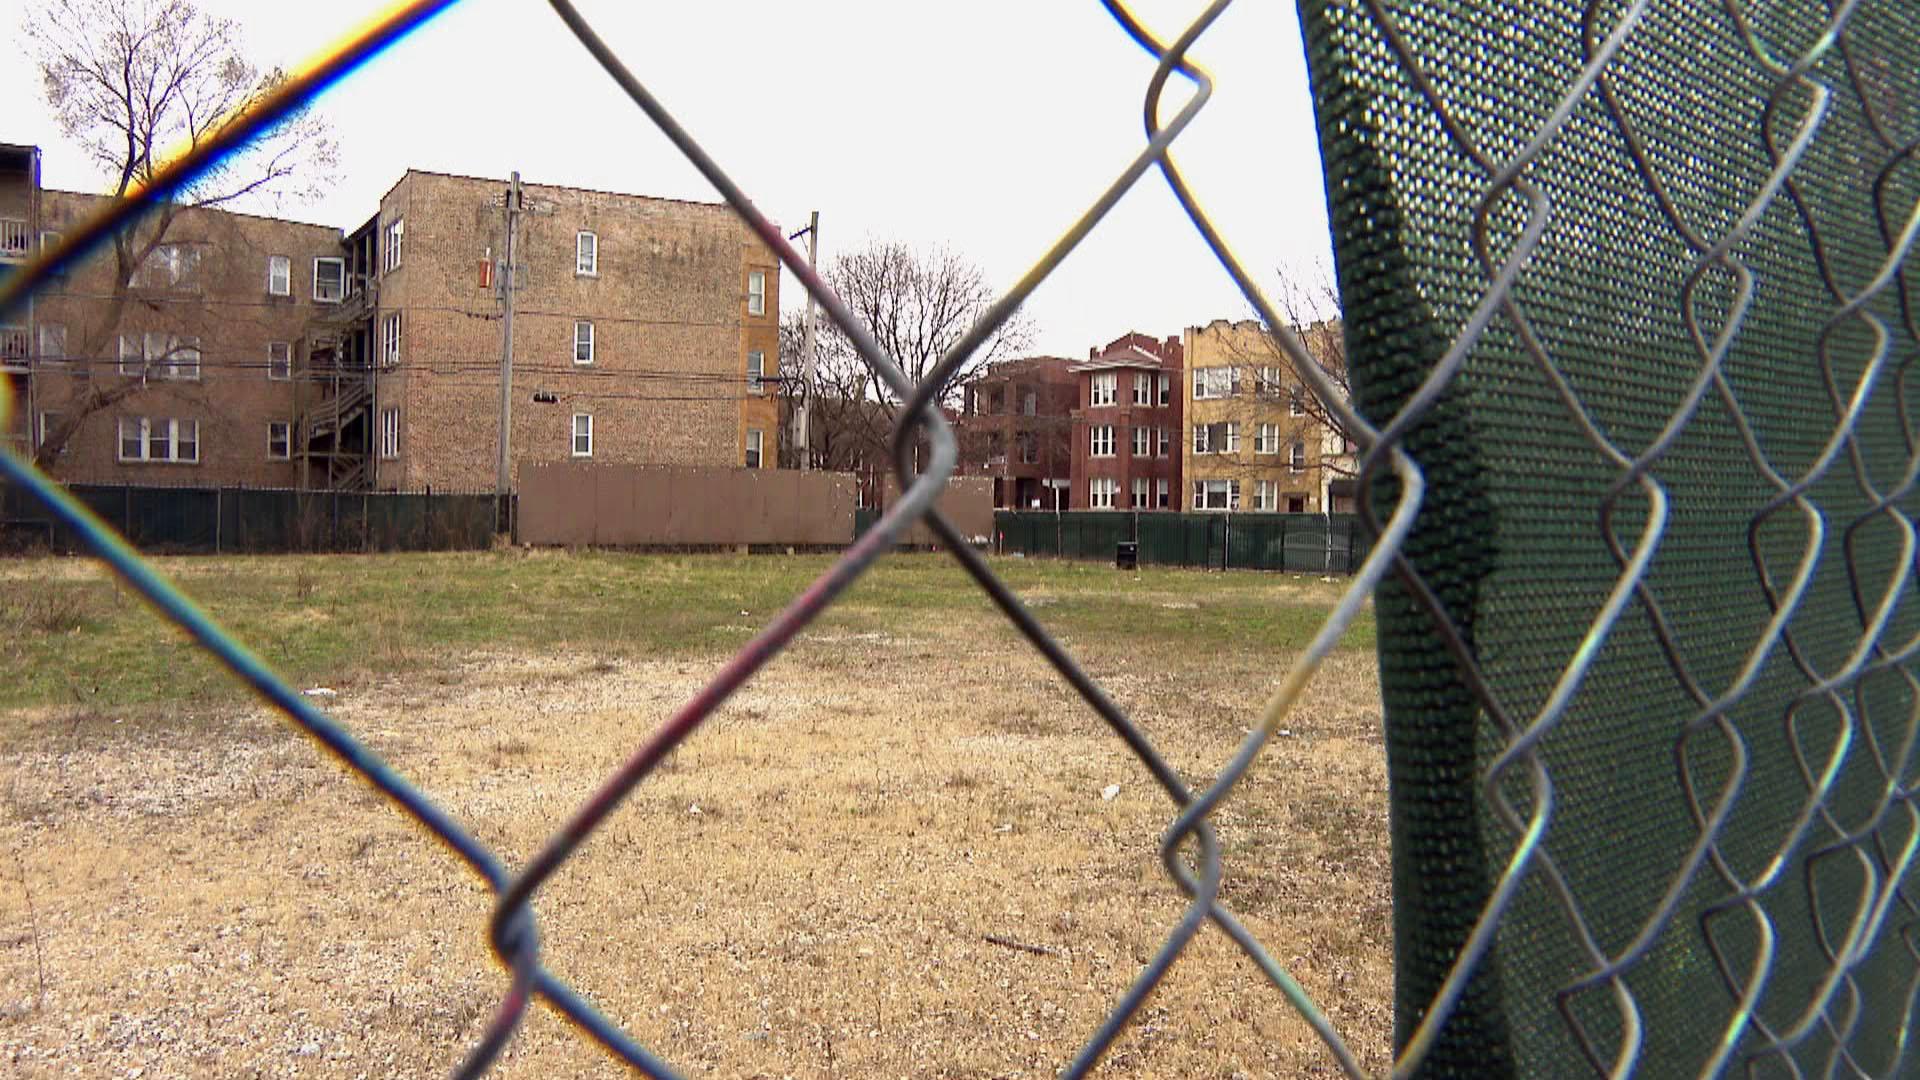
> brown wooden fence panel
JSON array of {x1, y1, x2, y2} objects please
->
[{"x1": 519, "y1": 463, "x2": 858, "y2": 546}]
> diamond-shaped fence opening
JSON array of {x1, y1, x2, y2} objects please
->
[{"x1": 3, "y1": 0, "x2": 1919, "y2": 1076}]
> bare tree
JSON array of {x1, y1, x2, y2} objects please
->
[
  {"x1": 1270, "y1": 262, "x2": 1351, "y2": 457},
  {"x1": 779, "y1": 239, "x2": 1032, "y2": 471},
  {"x1": 26, "y1": 0, "x2": 338, "y2": 466}
]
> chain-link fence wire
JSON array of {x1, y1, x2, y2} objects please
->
[{"x1": 1, "y1": 0, "x2": 1915, "y2": 1076}]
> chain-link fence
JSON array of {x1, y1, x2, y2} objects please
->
[{"x1": 3, "y1": 0, "x2": 1918, "y2": 1076}]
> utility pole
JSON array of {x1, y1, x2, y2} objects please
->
[
  {"x1": 495, "y1": 171, "x2": 520, "y2": 524},
  {"x1": 791, "y1": 211, "x2": 820, "y2": 470}
]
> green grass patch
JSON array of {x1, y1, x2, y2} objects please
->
[{"x1": 0, "y1": 550, "x2": 1373, "y2": 710}]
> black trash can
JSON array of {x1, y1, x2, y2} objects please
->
[{"x1": 1116, "y1": 540, "x2": 1139, "y2": 570}]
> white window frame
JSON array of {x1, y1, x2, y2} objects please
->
[
  {"x1": 1089, "y1": 477, "x2": 1117, "y2": 510},
  {"x1": 746, "y1": 428, "x2": 764, "y2": 469},
  {"x1": 314, "y1": 257, "x2": 345, "y2": 302},
  {"x1": 572, "y1": 412, "x2": 594, "y2": 458},
  {"x1": 1290, "y1": 441, "x2": 1307, "y2": 473},
  {"x1": 1090, "y1": 371, "x2": 1116, "y2": 407},
  {"x1": 1132, "y1": 426, "x2": 1151, "y2": 457},
  {"x1": 119, "y1": 334, "x2": 141, "y2": 376},
  {"x1": 1191, "y1": 478, "x2": 1240, "y2": 511},
  {"x1": 1090, "y1": 425, "x2": 1115, "y2": 457},
  {"x1": 267, "y1": 341, "x2": 292, "y2": 381},
  {"x1": 1192, "y1": 424, "x2": 1211, "y2": 455},
  {"x1": 384, "y1": 217, "x2": 404, "y2": 273},
  {"x1": 747, "y1": 350, "x2": 765, "y2": 394},
  {"x1": 1255, "y1": 422, "x2": 1279, "y2": 455},
  {"x1": 1131, "y1": 477, "x2": 1150, "y2": 509},
  {"x1": 1156, "y1": 478, "x2": 1169, "y2": 509},
  {"x1": 747, "y1": 270, "x2": 766, "y2": 316},
  {"x1": 1222, "y1": 421, "x2": 1239, "y2": 454},
  {"x1": 577, "y1": 230, "x2": 598, "y2": 276},
  {"x1": 1158, "y1": 427, "x2": 1170, "y2": 457},
  {"x1": 37, "y1": 411, "x2": 65, "y2": 454},
  {"x1": 574, "y1": 320, "x2": 595, "y2": 365},
  {"x1": 379, "y1": 408, "x2": 400, "y2": 460},
  {"x1": 1158, "y1": 372, "x2": 1171, "y2": 406},
  {"x1": 382, "y1": 312, "x2": 403, "y2": 367},
  {"x1": 38, "y1": 323, "x2": 65, "y2": 364},
  {"x1": 268, "y1": 420, "x2": 291, "y2": 460},
  {"x1": 1289, "y1": 388, "x2": 1307, "y2": 417},
  {"x1": 1255, "y1": 479, "x2": 1277, "y2": 512},
  {"x1": 143, "y1": 331, "x2": 200, "y2": 381},
  {"x1": 268, "y1": 255, "x2": 291, "y2": 296},
  {"x1": 1133, "y1": 372, "x2": 1152, "y2": 406},
  {"x1": 116, "y1": 416, "x2": 199, "y2": 463}
]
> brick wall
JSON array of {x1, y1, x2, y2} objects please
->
[
  {"x1": 25, "y1": 191, "x2": 345, "y2": 487},
  {"x1": 372, "y1": 170, "x2": 778, "y2": 490}
]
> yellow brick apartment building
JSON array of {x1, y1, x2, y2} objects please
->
[{"x1": 1182, "y1": 318, "x2": 1354, "y2": 513}]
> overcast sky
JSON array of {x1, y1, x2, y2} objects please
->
[{"x1": 4, "y1": 0, "x2": 1335, "y2": 358}]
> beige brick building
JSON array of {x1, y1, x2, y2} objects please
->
[
  {"x1": 3, "y1": 147, "x2": 778, "y2": 494},
  {"x1": 1182, "y1": 318, "x2": 1354, "y2": 513}
]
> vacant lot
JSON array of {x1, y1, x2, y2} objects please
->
[{"x1": 0, "y1": 550, "x2": 1389, "y2": 1077}]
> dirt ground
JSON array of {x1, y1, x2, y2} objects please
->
[{"x1": 0, "y1": 558, "x2": 1391, "y2": 1078}]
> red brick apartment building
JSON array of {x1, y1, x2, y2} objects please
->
[
  {"x1": 954, "y1": 356, "x2": 1076, "y2": 510},
  {"x1": 1, "y1": 142, "x2": 778, "y2": 492},
  {"x1": 1068, "y1": 332, "x2": 1184, "y2": 510}
]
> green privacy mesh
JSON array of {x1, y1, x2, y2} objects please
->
[{"x1": 1298, "y1": 0, "x2": 1920, "y2": 1075}]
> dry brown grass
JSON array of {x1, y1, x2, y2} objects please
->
[{"x1": 0, "y1": 554, "x2": 1389, "y2": 1077}]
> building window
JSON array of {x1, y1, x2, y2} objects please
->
[
  {"x1": 1017, "y1": 430, "x2": 1038, "y2": 464},
  {"x1": 1255, "y1": 422, "x2": 1279, "y2": 455},
  {"x1": 38, "y1": 323, "x2": 65, "y2": 364},
  {"x1": 746, "y1": 428, "x2": 764, "y2": 469},
  {"x1": 1132, "y1": 426, "x2": 1151, "y2": 457},
  {"x1": 747, "y1": 350, "x2": 765, "y2": 394},
  {"x1": 268, "y1": 255, "x2": 290, "y2": 296},
  {"x1": 1023, "y1": 391, "x2": 1036, "y2": 416},
  {"x1": 572, "y1": 413, "x2": 594, "y2": 457},
  {"x1": 1090, "y1": 425, "x2": 1115, "y2": 457},
  {"x1": 577, "y1": 231, "x2": 598, "y2": 276},
  {"x1": 1089, "y1": 477, "x2": 1117, "y2": 509},
  {"x1": 1287, "y1": 495, "x2": 1307, "y2": 513},
  {"x1": 1290, "y1": 441, "x2": 1307, "y2": 473},
  {"x1": 574, "y1": 320, "x2": 595, "y2": 365},
  {"x1": 1192, "y1": 479, "x2": 1239, "y2": 511},
  {"x1": 1258, "y1": 365, "x2": 1284, "y2": 397},
  {"x1": 267, "y1": 342, "x2": 292, "y2": 381},
  {"x1": 1158, "y1": 427, "x2": 1170, "y2": 457},
  {"x1": 1133, "y1": 372, "x2": 1152, "y2": 405},
  {"x1": 383, "y1": 218, "x2": 404, "y2": 273},
  {"x1": 1222, "y1": 421, "x2": 1239, "y2": 454},
  {"x1": 1158, "y1": 373, "x2": 1170, "y2": 406},
  {"x1": 1255, "y1": 480, "x2": 1277, "y2": 512},
  {"x1": 1192, "y1": 424, "x2": 1211, "y2": 455},
  {"x1": 137, "y1": 332, "x2": 199, "y2": 380},
  {"x1": 268, "y1": 420, "x2": 291, "y2": 460},
  {"x1": 747, "y1": 270, "x2": 766, "y2": 315},
  {"x1": 117, "y1": 416, "x2": 198, "y2": 463},
  {"x1": 1289, "y1": 388, "x2": 1307, "y2": 417},
  {"x1": 314, "y1": 257, "x2": 345, "y2": 302},
  {"x1": 37, "y1": 412, "x2": 64, "y2": 453},
  {"x1": 1156, "y1": 478, "x2": 1169, "y2": 509},
  {"x1": 134, "y1": 243, "x2": 201, "y2": 291},
  {"x1": 1131, "y1": 477, "x2": 1150, "y2": 508},
  {"x1": 1090, "y1": 371, "x2": 1116, "y2": 407},
  {"x1": 382, "y1": 312, "x2": 403, "y2": 367},
  {"x1": 1193, "y1": 367, "x2": 1237, "y2": 400},
  {"x1": 379, "y1": 408, "x2": 400, "y2": 459}
]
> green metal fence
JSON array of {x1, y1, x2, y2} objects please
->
[
  {"x1": 995, "y1": 510, "x2": 1366, "y2": 574},
  {"x1": 1, "y1": 483, "x2": 498, "y2": 554}
]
